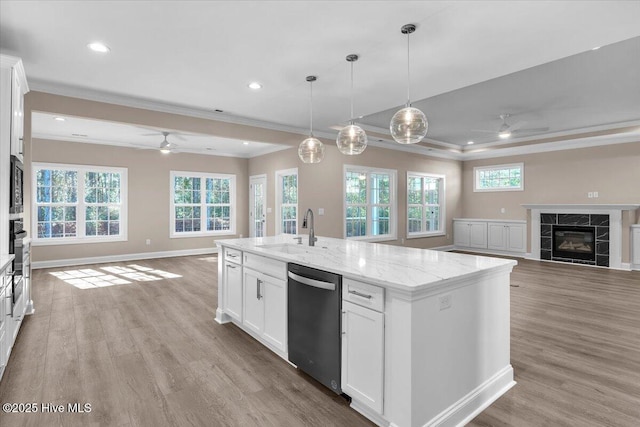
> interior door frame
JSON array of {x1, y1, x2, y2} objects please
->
[{"x1": 249, "y1": 174, "x2": 267, "y2": 238}]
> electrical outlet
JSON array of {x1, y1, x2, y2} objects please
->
[
  {"x1": 500, "y1": 207, "x2": 506, "y2": 213},
  {"x1": 588, "y1": 192, "x2": 593, "y2": 198},
  {"x1": 593, "y1": 191, "x2": 599, "y2": 198},
  {"x1": 145, "y1": 239, "x2": 151, "y2": 245},
  {"x1": 239, "y1": 234, "x2": 243, "y2": 238},
  {"x1": 318, "y1": 208, "x2": 325, "y2": 215},
  {"x1": 439, "y1": 294, "x2": 452, "y2": 311}
]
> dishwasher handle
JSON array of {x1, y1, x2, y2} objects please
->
[{"x1": 288, "y1": 271, "x2": 336, "y2": 291}]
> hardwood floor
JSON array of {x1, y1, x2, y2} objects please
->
[{"x1": 0, "y1": 255, "x2": 638, "y2": 426}]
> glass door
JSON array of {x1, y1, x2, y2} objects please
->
[{"x1": 249, "y1": 175, "x2": 266, "y2": 238}]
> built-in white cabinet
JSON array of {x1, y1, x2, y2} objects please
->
[
  {"x1": 454, "y1": 219, "x2": 526, "y2": 255},
  {"x1": 454, "y1": 220, "x2": 487, "y2": 249},
  {"x1": 224, "y1": 261, "x2": 243, "y2": 322},
  {"x1": 1, "y1": 258, "x2": 14, "y2": 381},
  {"x1": 341, "y1": 279, "x2": 385, "y2": 414},
  {"x1": 1, "y1": 55, "x2": 28, "y2": 164},
  {"x1": 241, "y1": 253, "x2": 287, "y2": 353},
  {"x1": 242, "y1": 268, "x2": 287, "y2": 352},
  {"x1": 632, "y1": 225, "x2": 640, "y2": 270},
  {"x1": 487, "y1": 222, "x2": 526, "y2": 253}
]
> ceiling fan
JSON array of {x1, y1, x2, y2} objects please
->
[
  {"x1": 158, "y1": 131, "x2": 177, "y2": 154},
  {"x1": 473, "y1": 113, "x2": 549, "y2": 140}
]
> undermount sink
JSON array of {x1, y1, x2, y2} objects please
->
[{"x1": 257, "y1": 243, "x2": 311, "y2": 254}]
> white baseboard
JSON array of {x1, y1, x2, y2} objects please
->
[
  {"x1": 429, "y1": 244, "x2": 455, "y2": 251},
  {"x1": 426, "y1": 365, "x2": 516, "y2": 427},
  {"x1": 350, "y1": 398, "x2": 390, "y2": 427},
  {"x1": 32, "y1": 247, "x2": 218, "y2": 269}
]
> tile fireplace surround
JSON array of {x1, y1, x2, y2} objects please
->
[{"x1": 522, "y1": 204, "x2": 640, "y2": 270}]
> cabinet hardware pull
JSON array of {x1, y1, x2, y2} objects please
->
[
  {"x1": 257, "y1": 279, "x2": 262, "y2": 300},
  {"x1": 349, "y1": 290, "x2": 372, "y2": 299},
  {"x1": 227, "y1": 254, "x2": 237, "y2": 258},
  {"x1": 227, "y1": 264, "x2": 236, "y2": 269}
]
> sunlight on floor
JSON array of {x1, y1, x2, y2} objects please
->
[
  {"x1": 198, "y1": 257, "x2": 217, "y2": 263},
  {"x1": 50, "y1": 264, "x2": 182, "y2": 289}
]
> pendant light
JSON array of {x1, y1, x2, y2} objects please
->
[
  {"x1": 390, "y1": 24, "x2": 428, "y2": 145},
  {"x1": 336, "y1": 54, "x2": 367, "y2": 155},
  {"x1": 298, "y1": 76, "x2": 325, "y2": 164}
]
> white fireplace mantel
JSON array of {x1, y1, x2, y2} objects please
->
[
  {"x1": 522, "y1": 204, "x2": 640, "y2": 270},
  {"x1": 522, "y1": 204, "x2": 640, "y2": 211}
]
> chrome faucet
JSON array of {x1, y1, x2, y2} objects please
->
[{"x1": 302, "y1": 208, "x2": 317, "y2": 246}]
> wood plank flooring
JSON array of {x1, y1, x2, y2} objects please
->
[{"x1": 0, "y1": 255, "x2": 638, "y2": 426}]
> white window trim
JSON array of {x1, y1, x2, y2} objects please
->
[
  {"x1": 32, "y1": 162, "x2": 128, "y2": 246},
  {"x1": 473, "y1": 162, "x2": 524, "y2": 192},
  {"x1": 343, "y1": 164, "x2": 398, "y2": 242},
  {"x1": 406, "y1": 171, "x2": 446, "y2": 239},
  {"x1": 169, "y1": 170, "x2": 236, "y2": 238},
  {"x1": 275, "y1": 168, "x2": 298, "y2": 235}
]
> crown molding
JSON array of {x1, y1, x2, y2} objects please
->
[
  {"x1": 0, "y1": 53, "x2": 30, "y2": 92},
  {"x1": 28, "y1": 79, "x2": 640, "y2": 163},
  {"x1": 28, "y1": 78, "x2": 338, "y2": 140}
]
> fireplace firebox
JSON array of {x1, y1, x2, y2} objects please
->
[{"x1": 552, "y1": 225, "x2": 596, "y2": 261}]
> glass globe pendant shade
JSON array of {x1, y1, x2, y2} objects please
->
[
  {"x1": 337, "y1": 123, "x2": 367, "y2": 155},
  {"x1": 390, "y1": 106, "x2": 428, "y2": 144},
  {"x1": 298, "y1": 136, "x2": 325, "y2": 164}
]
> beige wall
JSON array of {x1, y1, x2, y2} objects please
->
[
  {"x1": 461, "y1": 142, "x2": 640, "y2": 261},
  {"x1": 249, "y1": 143, "x2": 463, "y2": 249},
  {"x1": 29, "y1": 139, "x2": 249, "y2": 262},
  {"x1": 24, "y1": 90, "x2": 639, "y2": 265}
]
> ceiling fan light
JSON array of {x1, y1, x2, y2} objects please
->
[
  {"x1": 298, "y1": 137, "x2": 325, "y2": 163},
  {"x1": 498, "y1": 130, "x2": 511, "y2": 139},
  {"x1": 390, "y1": 106, "x2": 428, "y2": 144},
  {"x1": 337, "y1": 123, "x2": 367, "y2": 155},
  {"x1": 160, "y1": 139, "x2": 171, "y2": 153}
]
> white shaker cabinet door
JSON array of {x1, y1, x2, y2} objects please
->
[
  {"x1": 262, "y1": 274, "x2": 287, "y2": 353},
  {"x1": 243, "y1": 268, "x2": 264, "y2": 335},
  {"x1": 341, "y1": 300, "x2": 384, "y2": 414},
  {"x1": 224, "y1": 262, "x2": 243, "y2": 322}
]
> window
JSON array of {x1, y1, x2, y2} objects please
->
[
  {"x1": 344, "y1": 165, "x2": 397, "y2": 241},
  {"x1": 407, "y1": 172, "x2": 445, "y2": 237},
  {"x1": 474, "y1": 163, "x2": 524, "y2": 192},
  {"x1": 33, "y1": 163, "x2": 127, "y2": 245},
  {"x1": 275, "y1": 168, "x2": 298, "y2": 235},
  {"x1": 170, "y1": 171, "x2": 236, "y2": 237}
]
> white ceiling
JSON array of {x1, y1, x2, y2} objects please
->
[
  {"x1": 2, "y1": 1, "x2": 640, "y2": 154},
  {"x1": 31, "y1": 112, "x2": 289, "y2": 158}
]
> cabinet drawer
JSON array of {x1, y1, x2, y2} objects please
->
[
  {"x1": 244, "y1": 252, "x2": 286, "y2": 280},
  {"x1": 224, "y1": 248, "x2": 243, "y2": 265},
  {"x1": 343, "y1": 278, "x2": 384, "y2": 312}
]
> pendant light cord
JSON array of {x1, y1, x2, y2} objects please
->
[
  {"x1": 406, "y1": 31, "x2": 411, "y2": 106},
  {"x1": 309, "y1": 80, "x2": 313, "y2": 136},
  {"x1": 350, "y1": 60, "x2": 354, "y2": 123}
]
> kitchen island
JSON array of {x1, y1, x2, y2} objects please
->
[{"x1": 215, "y1": 235, "x2": 516, "y2": 427}]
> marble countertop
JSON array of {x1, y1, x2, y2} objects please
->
[
  {"x1": 216, "y1": 235, "x2": 516, "y2": 293},
  {"x1": 1, "y1": 254, "x2": 15, "y2": 273}
]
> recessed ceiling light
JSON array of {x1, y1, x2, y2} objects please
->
[
  {"x1": 592, "y1": 46, "x2": 601, "y2": 51},
  {"x1": 54, "y1": 117, "x2": 66, "y2": 122},
  {"x1": 243, "y1": 142, "x2": 250, "y2": 145},
  {"x1": 467, "y1": 141, "x2": 474, "y2": 145},
  {"x1": 248, "y1": 82, "x2": 262, "y2": 90},
  {"x1": 87, "y1": 42, "x2": 110, "y2": 53}
]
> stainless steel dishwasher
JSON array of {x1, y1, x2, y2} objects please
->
[{"x1": 287, "y1": 263, "x2": 342, "y2": 394}]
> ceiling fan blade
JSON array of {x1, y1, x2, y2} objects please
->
[
  {"x1": 471, "y1": 129, "x2": 499, "y2": 133},
  {"x1": 513, "y1": 127, "x2": 550, "y2": 134}
]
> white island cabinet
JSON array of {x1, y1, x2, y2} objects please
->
[{"x1": 215, "y1": 235, "x2": 516, "y2": 427}]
